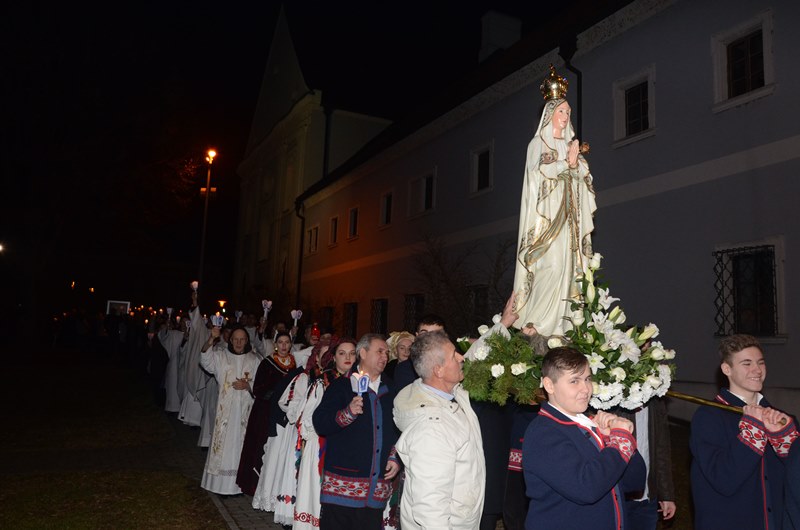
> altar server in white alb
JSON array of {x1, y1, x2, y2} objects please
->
[{"x1": 200, "y1": 326, "x2": 260, "y2": 495}]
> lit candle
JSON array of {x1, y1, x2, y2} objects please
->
[
  {"x1": 291, "y1": 309, "x2": 303, "y2": 327},
  {"x1": 262, "y1": 299, "x2": 272, "y2": 319},
  {"x1": 350, "y1": 370, "x2": 369, "y2": 396}
]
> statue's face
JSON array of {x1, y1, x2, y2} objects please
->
[{"x1": 552, "y1": 101, "x2": 571, "y2": 136}]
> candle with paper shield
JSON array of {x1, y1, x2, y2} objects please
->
[
  {"x1": 210, "y1": 314, "x2": 225, "y2": 328},
  {"x1": 166, "y1": 307, "x2": 173, "y2": 318},
  {"x1": 350, "y1": 371, "x2": 370, "y2": 397},
  {"x1": 291, "y1": 309, "x2": 303, "y2": 327},
  {"x1": 190, "y1": 280, "x2": 199, "y2": 292},
  {"x1": 235, "y1": 310, "x2": 243, "y2": 323},
  {"x1": 262, "y1": 299, "x2": 272, "y2": 319}
]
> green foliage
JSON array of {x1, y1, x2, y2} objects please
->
[{"x1": 462, "y1": 331, "x2": 542, "y2": 406}]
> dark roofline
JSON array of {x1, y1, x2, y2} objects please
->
[{"x1": 295, "y1": 0, "x2": 635, "y2": 209}]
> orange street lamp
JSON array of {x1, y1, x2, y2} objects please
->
[{"x1": 198, "y1": 148, "x2": 217, "y2": 284}]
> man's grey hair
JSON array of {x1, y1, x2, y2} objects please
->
[
  {"x1": 410, "y1": 331, "x2": 451, "y2": 380},
  {"x1": 356, "y1": 333, "x2": 384, "y2": 360}
]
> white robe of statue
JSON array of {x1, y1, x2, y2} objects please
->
[{"x1": 512, "y1": 97, "x2": 596, "y2": 337}]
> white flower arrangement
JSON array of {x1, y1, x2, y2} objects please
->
[
  {"x1": 565, "y1": 253, "x2": 676, "y2": 410},
  {"x1": 461, "y1": 250, "x2": 676, "y2": 409}
]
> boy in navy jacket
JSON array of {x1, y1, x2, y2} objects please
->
[
  {"x1": 690, "y1": 334, "x2": 798, "y2": 530},
  {"x1": 522, "y1": 347, "x2": 646, "y2": 530}
]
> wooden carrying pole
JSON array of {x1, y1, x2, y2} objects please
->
[{"x1": 667, "y1": 390, "x2": 787, "y2": 425}]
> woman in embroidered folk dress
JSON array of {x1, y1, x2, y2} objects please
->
[
  {"x1": 260, "y1": 333, "x2": 332, "y2": 526},
  {"x1": 236, "y1": 331, "x2": 297, "y2": 496},
  {"x1": 199, "y1": 327, "x2": 260, "y2": 495},
  {"x1": 512, "y1": 65, "x2": 597, "y2": 338},
  {"x1": 293, "y1": 338, "x2": 357, "y2": 530}
]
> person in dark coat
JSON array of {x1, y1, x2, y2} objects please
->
[
  {"x1": 523, "y1": 347, "x2": 645, "y2": 530},
  {"x1": 313, "y1": 333, "x2": 400, "y2": 530},
  {"x1": 690, "y1": 334, "x2": 798, "y2": 530}
]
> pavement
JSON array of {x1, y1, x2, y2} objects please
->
[
  {"x1": 1, "y1": 343, "x2": 284, "y2": 530},
  {"x1": 165, "y1": 412, "x2": 284, "y2": 530}
]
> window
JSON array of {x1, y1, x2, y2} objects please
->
[
  {"x1": 370, "y1": 298, "x2": 389, "y2": 335},
  {"x1": 612, "y1": 65, "x2": 655, "y2": 146},
  {"x1": 713, "y1": 245, "x2": 779, "y2": 337},
  {"x1": 343, "y1": 302, "x2": 358, "y2": 338},
  {"x1": 409, "y1": 171, "x2": 435, "y2": 216},
  {"x1": 470, "y1": 144, "x2": 493, "y2": 194},
  {"x1": 379, "y1": 192, "x2": 392, "y2": 226},
  {"x1": 306, "y1": 225, "x2": 319, "y2": 255},
  {"x1": 625, "y1": 82, "x2": 649, "y2": 137},
  {"x1": 348, "y1": 208, "x2": 359, "y2": 239},
  {"x1": 329, "y1": 216, "x2": 338, "y2": 246},
  {"x1": 403, "y1": 294, "x2": 425, "y2": 332},
  {"x1": 727, "y1": 30, "x2": 764, "y2": 98},
  {"x1": 318, "y1": 306, "x2": 334, "y2": 330},
  {"x1": 467, "y1": 284, "x2": 489, "y2": 324},
  {"x1": 711, "y1": 11, "x2": 774, "y2": 112}
]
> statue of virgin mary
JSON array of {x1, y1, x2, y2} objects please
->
[{"x1": 512, "y1": 65, "x2": 597, "y2": 337}]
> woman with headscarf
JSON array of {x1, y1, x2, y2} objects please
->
[
  {"x1": 512, "y1": 65, "x2": 597, "y2": 338},
  {"x1": 199, "y1": 326, "x2": 260, "y2": 495},
  {"x1": 236, "y1": 331, "x2": 298, "y2": 496},
  {"x1": 293, "y1": 337, "x2": 357, "y2": 530}
]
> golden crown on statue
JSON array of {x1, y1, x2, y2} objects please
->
[{"x1": 540, "y1": 64, "x2": 569, "y2": 100}]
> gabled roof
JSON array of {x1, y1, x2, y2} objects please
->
[{"x1": 246, "y1": 6, "x2": 312, "y2": 155}]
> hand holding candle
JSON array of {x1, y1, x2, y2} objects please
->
[
  {"x1": 262, "y1": 299, "x2": 272, "y2": 319},
  {"x1": 347, "y1": 395, "x2": 364, "y2": 415}
]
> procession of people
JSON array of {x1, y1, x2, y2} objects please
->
[{"x1": 65, "y1": 65, "x2": 798, "y2": 530}]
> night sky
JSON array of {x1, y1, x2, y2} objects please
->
[{"x1": 2, "y1": 1, "x2": 564, "y2": 330}]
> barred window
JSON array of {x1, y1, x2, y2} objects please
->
[
  {"x1": 370, "y1": 298, "x2": 389, "y2": 335},
  {"x1": 404, "y1": 294, "x2": 425, "y2": 333},
  {"x1": 468, "y1": 284, "x2": 489, "y2": 324},
  {"x1": 317, "y1": 306, "x2": 334, "y2": 331},
  {"x1": 343, "y1": 302, "x2": 358, "y2": 338},
  {"x1": 713, "y1": 245, "x2": 777, "y2": 336}
]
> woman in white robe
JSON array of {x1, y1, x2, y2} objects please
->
[
  {"x1": 293, "y1": 338, "x2": 356, "y2": 530},
  {"x1": 512, "y1": 66, "x2": 597, "y2": 337},
  {"x1": 199, "y1": 327, "x2": 260, "y2": 495}
]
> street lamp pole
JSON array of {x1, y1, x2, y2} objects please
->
[{"x1": 198, "y1": 149, "x2": 216, "y2": 285}]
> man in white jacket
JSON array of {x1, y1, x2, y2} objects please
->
[{"x1": 393, "y1": 331, "x2": 486, "y2": 529}]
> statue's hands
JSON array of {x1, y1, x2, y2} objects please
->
[{"x1": 568, "y1": 140, "x2": 580, "y2": 168}]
